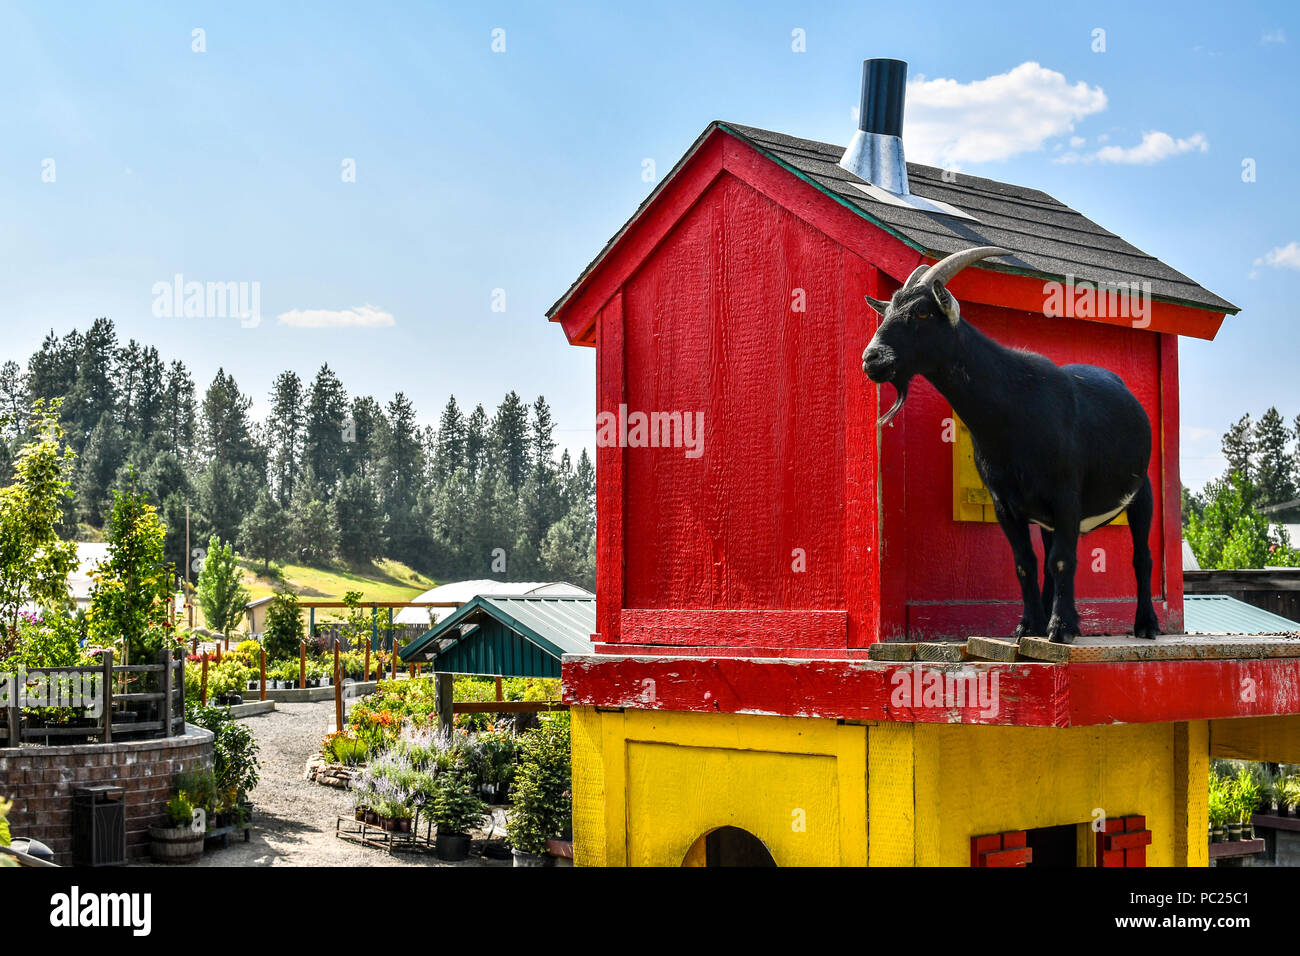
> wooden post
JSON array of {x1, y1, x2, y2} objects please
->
[
  {"x1": 309, "y1": 606, "x2": 315, "y2": 638},
  {"x1": 7, "y1": 672, "x2": 21, "y2": 746},
  {"x1": 371, "y1": 605, "x2": 378, "y2": 651},
  {"x1": 200, "y1": 653, "x2": 209, "y2": 706},
  {"x1": 495, "y1": 676, "x2": 503, "y2": 701},
  {"x1": 225, "y1": 631, "x2": 230, "y2": 651},
  {"x1": 192, "y1": 636, "x2": 198, "y2": 656},
  {"x1": 435, "y1": 672, "x2": 454, "y2": 730},
  {"x1": 299, "y1": 641, "x2": 306, "y2": 690},
  {"x1": 387, "y1": 607, "x2": 394, "y2": 651},
  {"x1": 160, "y1": 647, "x2": 173, "y2": 738},
  {"x1": 259, "y1": 648, "x2": 267, "y2": 702},
  {"x1": 102, "y1": 650, "x2": 114, "y2": 743},
  {"x1": 390, "y1": 642, "x2": 397, "y2": 681},
  {"x1": 334, "y1": 640, "x2": 343, "y2": 734},
  {"x1": 364, "y1": 641, "x2": 371, "y2": 684}
]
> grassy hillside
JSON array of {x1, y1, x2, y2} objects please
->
[{"x1": 238, "y1": 558, "x2": 438, "y2": 605}]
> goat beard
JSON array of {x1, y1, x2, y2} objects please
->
[{"x1": 876, "y1": 376, "x2": 911, "y2": 427}]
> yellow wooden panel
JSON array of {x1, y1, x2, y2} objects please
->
[{"x1": 913, "y1": 722, "x2": 1178, "y2": 865}]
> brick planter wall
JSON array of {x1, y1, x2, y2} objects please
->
[{"x1": 0, "y1": 724, "x2": 214, "y2": 864}]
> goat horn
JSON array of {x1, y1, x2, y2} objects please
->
[
  {"x1": 900, "y1": 265, "x2": 930, "y2": 293},
  {"x1": 922, "y1": 246, "x2": 1011, "y2": 289}
]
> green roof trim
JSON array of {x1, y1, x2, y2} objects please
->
[{"x1": 399, "y1": 594, "x2": 595, "y2": 678}]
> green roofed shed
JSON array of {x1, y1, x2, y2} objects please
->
[{"x1": 398, "y1": 594, "x2": 595, "y2": 678}]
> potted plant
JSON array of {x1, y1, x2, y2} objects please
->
[
  {"x1": 1207, "y1": 772, "x2": 1229, "y2": 843},
  {"x1": 1235, "y1": 767, "x2": 1260, "y2": 840},
  {"x1": 431, "y1": 768, "x2": 486, "y2": 861},
  {"x1": 149, "y1": 791, "x2": 205, "y2": 864},
  {"x1": 506, "y1": 717, "x2": 571, "y2": 867},
  {"x1": 1284, "y1": 778, "x2": 1300, "y2": 818}
]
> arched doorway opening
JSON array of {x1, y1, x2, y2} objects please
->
[{"x1": 682, "y1": 826, "x2": 777, "y2": 867}]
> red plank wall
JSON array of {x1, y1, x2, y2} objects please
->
[{"x1": 587, "y1": 135, "x2": 1180, "y2": 651}]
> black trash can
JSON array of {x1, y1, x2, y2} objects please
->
[{"x1": 73, "y1": 785, "x2": 126, "y2": 867}]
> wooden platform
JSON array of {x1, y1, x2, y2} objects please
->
[{"x1": 866, "y1": 632, "x2": 1300, "y2": 664}]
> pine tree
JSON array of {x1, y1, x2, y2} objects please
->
[
  {"x1": 431, "y1": 396, "x2": 466, "y2": 485},
  {"x1": 287, "y1": 471, "x2": 339, "y2": 565},
  {"x1": 267, "y1": 371, "x2": 305, "y2": 506},
  {"x1": 76, "y1": 411, "x2": 126, "y2": 526},
  {"x1": 334, "y1": 473, "x2": 384, "y2": 564},
  {"x1": 303, "y1": 364, "x2": 348, "y2": 496},
  {"x1": 490, "y1": 391, "x2": 531, "y2": 490},
  {"x1": 239, "y1": 490, "x2": 288, "y2": 573},
  {"x1": 163, "y1": 360, "x2": 198, "y2": 460},
  {"x1": 1222, "y1": 414, "x2": 1255, "y2": 482},
  {"x1": 1253, "y1": 407, "x2": 1296, "y2": 507}
]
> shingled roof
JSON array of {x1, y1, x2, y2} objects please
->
[{"x1": 548, "y1": 120, "x2": 1238, "y2": 319}]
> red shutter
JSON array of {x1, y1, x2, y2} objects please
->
[
  {"x1": 970, "y1": 830, "x2": 1031, "y2": 867},
  {"x1": 1096, "y1": 815, "x2": 1152, "y2": 867}
]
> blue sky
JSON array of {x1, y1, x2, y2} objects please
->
[{"x1": 0, "y1": 0, "x2": 1295, "y2": 490}]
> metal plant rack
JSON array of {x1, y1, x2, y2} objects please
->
[{"x1": 335, "y1": 810, "x2": 435, "y2": 855}]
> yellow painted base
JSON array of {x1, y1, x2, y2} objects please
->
[{"x1": 571, "y1": 707, "x2": 1216, "y2": 867}]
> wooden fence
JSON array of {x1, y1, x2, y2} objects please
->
[{"x1": 3, "y1": 648, "x2": 185, "y2": 747}]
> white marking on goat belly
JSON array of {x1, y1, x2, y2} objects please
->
[
  {"x1": 1030, "y1": 518, "x2": 1055, "y2": 532},
  {"x1": 1080, "y1": 490, "x2": 1137, "y2": 534}
]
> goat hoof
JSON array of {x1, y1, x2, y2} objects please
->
[
  {"x1": 1047, "y1": 618, "x2": 1080, "y2": 644},
  {"x1": 1013, "y1": 618, "x2": 1046, "y2": 640},
  {"x1": 1133, "y1": 616, "x2": 1160, "y2": 640}
]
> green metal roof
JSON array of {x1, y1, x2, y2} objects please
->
[
  {"x1": 1183, "y1": 594, "x2": 1300, "y2": 635},
  {"x1": 399, "y1": 595, "x2": 595, "y2": 678}
]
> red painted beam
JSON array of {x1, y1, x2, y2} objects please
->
[
  {"x1": 563, "y1": 653, "x2": 1300, "y2": 727},
  {"x1": 1067, "y1": 658, "x2": 1300, "y2": 725},
  {"x1": 563, "y1": 654, "x2": 1068, "y2": 726}
]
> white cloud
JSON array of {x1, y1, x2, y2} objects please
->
[
  {"x1": 1069, "y1": 136, "x2": 1086, "y2": 148},
  {"x1": 1261, "y1": 28, "x2": 1287, "y2": 45},
  {"x1": 1252, "y1": 242, "x2": 1300, "y2": 277},
  {"x1": 276, "y1": 304, "x2": 395, "y2": 328},
  {"x1": 903, "y1": 61, "x2": 1107, "y2": 167},
  {"x1": 1057, "y1": 130, "x2": 1208, "y2": 165}
]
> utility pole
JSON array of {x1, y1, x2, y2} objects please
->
[{"x1": 185, "y1": 503, "x2": 192, "y2": 628}]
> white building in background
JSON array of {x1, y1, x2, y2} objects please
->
[
  {"x1": 67, "y1": 542, "x2": 110, "y2": 610},
  {"x1": 392, "y1": 580, "x2": 592, "y2": 629}
]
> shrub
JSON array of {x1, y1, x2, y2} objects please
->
[
  {"x1": 165, "y1": 793, "x2": 195, "y2": 828},
  {"x1": 323, "y1": 731, "x2": 368, "y2": 766},
  {"x1": 205, "y1": 659, "x2": 251, "y2": 701},
  {"x1": 262, "y1": 590, "x2": 304, "y2": 662},
  {"x1": 506, "y1": 716, "x2": 571, "y2": 855},
  {"x1": 232, "y1": 640, "x2": 263, "y2": 669},
  {"x1": 186, "y1": 703, "x2": 260, "y2": 810},
  {"x1": 430, "y1": 767, "x2": 486, "y2": 836}
]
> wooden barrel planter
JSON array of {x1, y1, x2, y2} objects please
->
[{"x1": 148, "y1": 825, "x2": 204, "y2": 864}]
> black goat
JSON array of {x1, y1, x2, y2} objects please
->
[{"x1": 862, "y1": 246, "x2": 1158, "y2": 644}]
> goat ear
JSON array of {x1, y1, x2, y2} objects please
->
[
  {"x1": 863, "y1": 294, "x2": 889, "y2": 317},
  {"x1": 932, "y1": 282, "x2": 960, "y2": 326}
]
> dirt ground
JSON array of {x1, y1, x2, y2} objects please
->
[{"x1": 155, "y1": 700, "x2": 509, "y2": 867}]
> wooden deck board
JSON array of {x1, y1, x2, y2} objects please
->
[{"x1": 1019, "y1": 632, "x2": 1300, "y2": 663}]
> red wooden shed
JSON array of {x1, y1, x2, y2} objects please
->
[{"x1": 551, "y1": 115, "x2": 1236, "y2": 656}]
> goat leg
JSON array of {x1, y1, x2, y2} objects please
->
[
  {"x1": 1045, "y1": 506, "x2": 1082, "y2": 644},
  {"x1": 1128, "y1": 475, "x2": 1160, "y2": 639},
  {"x1": 993, "y1": 504, "x2": 1047, "y2": 638},
  {"x1": 1040, "y1": 528, "x2": 1055, "y2": 622}
]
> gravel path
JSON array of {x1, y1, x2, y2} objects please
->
[{"x1": 180, "y1": 700, "x2": 509, "y2": 867}]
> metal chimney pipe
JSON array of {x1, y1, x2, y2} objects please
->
[{"x1": 839, "y1": 58, "x2": 910, "y2": 195}]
